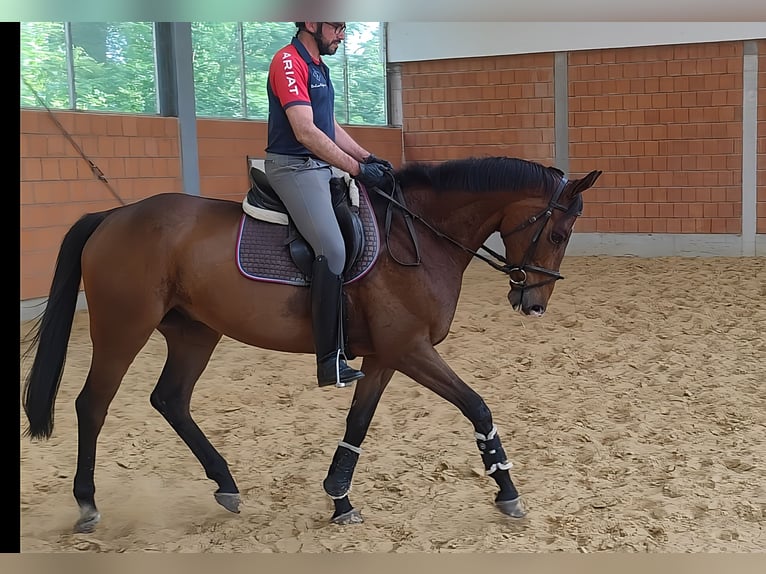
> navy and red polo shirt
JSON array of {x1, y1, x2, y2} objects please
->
[{"x1": 266, "y1": 37, "x2": 336, "y2": 156}]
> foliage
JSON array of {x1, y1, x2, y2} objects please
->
[
  {"x1": 20, "y1": 22, "x2": 70, "y2": 110},
  {"x1": 20, "y1": 21, "x2": 388, "y2": 125},
  {"x1": 21, "y1": 22, "x2": 157, "y2": 114}
]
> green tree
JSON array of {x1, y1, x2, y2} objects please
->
[
  {"x1": 192, "y1": 22, "x2": 247, "y2": 117},
  {"x1": 71, "y1": 22, "x2": 156, "y2": 113},
  {"x1": 20, "y1": 22, "x2": 157, "y2": 114},
  {"x1": 346, "y1": 22, "x2": 387, "y2": 125},
  {"x1": 20, "y1": 22, "x2": 70, "y2": 108},
  {"x1": 21, "y1": 21, "x2": 387, "y2": 125}
]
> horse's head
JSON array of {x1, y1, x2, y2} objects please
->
[{"x1": 500, "y1": 169, "x2": 602, "y2": 316}]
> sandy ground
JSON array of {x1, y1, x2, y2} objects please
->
[{"x1": 19, "y1": 256, "x2": 765, "y2": 553}]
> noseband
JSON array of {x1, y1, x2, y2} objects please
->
[{"x1": 372, "y1": 173, "x2": 574, "y2": 290}]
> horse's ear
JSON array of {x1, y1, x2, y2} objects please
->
[{"x1": 569, "y1": 170, "x2": 602, "y2": 195}]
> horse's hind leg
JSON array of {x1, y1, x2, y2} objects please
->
[
  {"x1": 323, "y1": 356, "x2": 395, "y2": 525},
  {"x1": 151, "y1": 315, "x2": 240, "y2": 513},
  {"x1": 73, "y1": 325, "x2": 157, "y2": 533}
]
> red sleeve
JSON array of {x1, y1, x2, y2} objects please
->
[{"x1": 269, "y1": 46, "x2": 310, "y2": 108}]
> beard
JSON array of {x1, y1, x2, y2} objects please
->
[{"x1": 317, "y1": 37, "x2": 340, "y2": 56}]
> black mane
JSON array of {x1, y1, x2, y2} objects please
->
[{"x1": 396, "y1": 156, "x2": 562, "y2": 195}]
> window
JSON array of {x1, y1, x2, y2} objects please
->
[
  {"x1": 341, "y1": 22, "x2": 388, "y2": 125},
  {"x1": 20, "y1": 22, "x2": 69, "y2": 109},
  {"x1": 190, "y1": 22, "x2": 250, "y2": 118},
  {"x1": 191, "y1": 21, "x2": 388, "y2": 125},
  {"x1": 21, "y1": 21, "x2": 388, "y2": 125},
  {"x1": 20, "y1": 22, "x2": 158, "y2": 114}
]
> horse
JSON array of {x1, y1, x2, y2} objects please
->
[{"x1": 21, "y1": 156, "x2": 602, "y2": 533}]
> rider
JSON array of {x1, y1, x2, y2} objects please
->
[{"x1": 264, "y1": 21, "x2": 393, "y2": 388}]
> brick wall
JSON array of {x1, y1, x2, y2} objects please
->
[
  {"x1": 401, "y1": 53, "x2": 555, "y2": 163},
  {"x1": 569, "y1": 42, "x2": 743, "y2": 234},
  {"x1": 19, "y1": 110, "x2": 403, "y2": 300},
  {"x1": 400, "y1": 41, "x2": 762, "y2": 237},
  {"x1": 20, "y1": 111, "x2": 182, "y2": 299}
]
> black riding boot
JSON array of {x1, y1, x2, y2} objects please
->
[{"x1": 312, "y1": 256, "x2": 364, "y2": 388}]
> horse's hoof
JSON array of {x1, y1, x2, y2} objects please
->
[
  {"x1": 214, "y1": 492, "x2": 241, "y2": 514},
  {"x1": 331, "y1": 508, "x2": 364, "y2": 525},
  {"x1": 495, "y1": 496, "x2": 527, "y2": 518},
  {"x1": 74, "y1": 511, "x2": 101, "y2": 533}
]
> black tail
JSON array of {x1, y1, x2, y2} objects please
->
[{"x1": 21, "y1": 210, "x2": 112, "y2": 440}]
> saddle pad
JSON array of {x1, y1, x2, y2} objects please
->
[{"x1": 236, "y1": 185, "x2": 380, "y2": 287}]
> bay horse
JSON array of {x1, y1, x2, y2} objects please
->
[{"x1": 22, "y1": 156, "x2": 602, "y2": 533}]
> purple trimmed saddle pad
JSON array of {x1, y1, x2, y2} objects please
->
[{"x1": 236, "y1": 185, "x2": 380, "y2": 287}]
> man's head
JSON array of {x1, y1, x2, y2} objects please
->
[{"x1": 295, "y1": 22, "x2": 346, "y2": 56}]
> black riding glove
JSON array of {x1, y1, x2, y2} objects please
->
[
  {"x1": 355, "y1": 161, "x2": 391, "y2": 190},
  {"x1": 363, "y1": 154, "x2": 393, "y2": 171}
]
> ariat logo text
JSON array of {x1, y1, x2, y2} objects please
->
[{"x1": 281, "y1": 52, "x2": 299, "y2": 95}]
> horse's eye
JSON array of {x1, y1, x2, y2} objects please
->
[{"x1": 550, "y1": 231, "x2": 566, "y2": 245}]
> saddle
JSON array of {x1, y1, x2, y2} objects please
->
[{"x1": 237, "y1": 166, "x2": 380, "y2": 286}]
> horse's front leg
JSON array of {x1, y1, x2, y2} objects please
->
[
  {"x1": 395, "y1": 343, "x2": 526, "y2": 518},
  {"x1": 323, "y1": 356, "x2": 394, "y2": 525}
]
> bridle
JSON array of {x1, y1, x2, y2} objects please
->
[
  {"x1": 373, "y1": 172, "x2": 574, "y2": 291},
  {"x1": 493, "y1": 175, "x2": 572, "y2": 290}
]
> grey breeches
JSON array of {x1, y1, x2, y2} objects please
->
[{"x1": 264, "y1": 153, "x2": 346, "y2": 275}]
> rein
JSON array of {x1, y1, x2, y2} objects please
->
[{"x1": 372, "y1": 172, "x2": 570, "y2": 290}]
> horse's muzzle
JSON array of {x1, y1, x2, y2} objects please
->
[{"x1": 507, "y1": 289, "x2": 546, "y2": 316}]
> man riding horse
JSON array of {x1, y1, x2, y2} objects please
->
[{"x1": 263, "y1": 21, "x2": 393, "y2": 388}]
